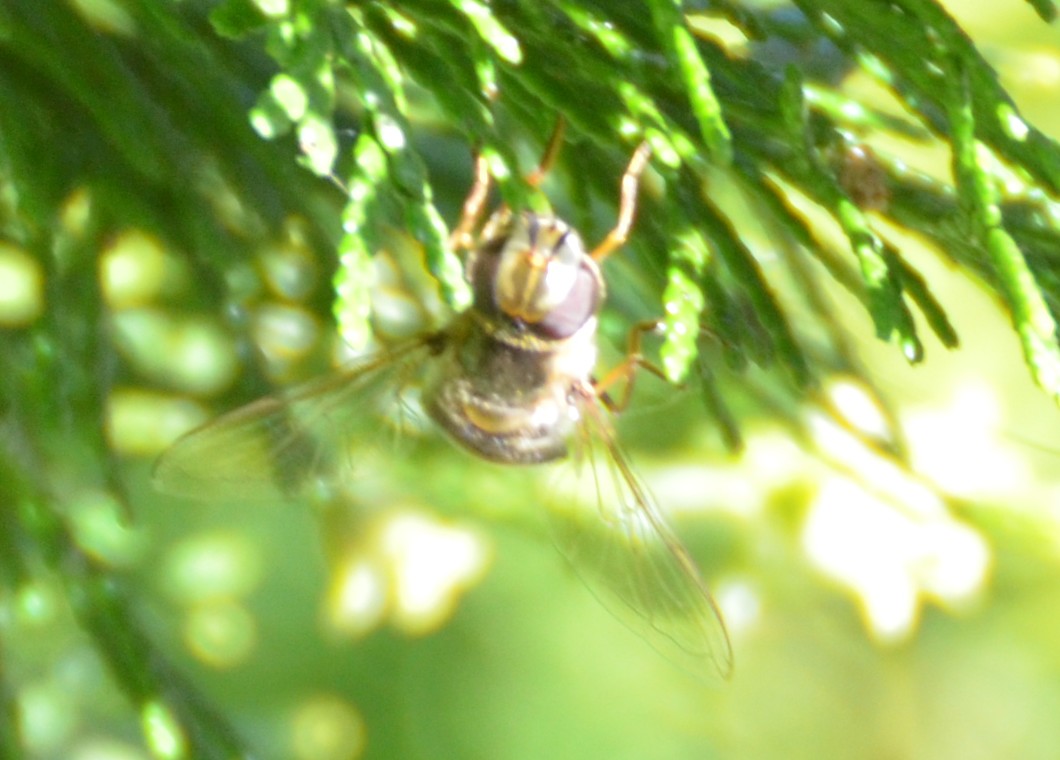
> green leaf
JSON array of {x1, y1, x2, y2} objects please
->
[{"x1": 209, "y1": 0, "x2": 269, "y2": 38}]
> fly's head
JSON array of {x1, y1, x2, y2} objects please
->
[{"x1": 466, "y1": 210, "x2": 604, "y2": 342}]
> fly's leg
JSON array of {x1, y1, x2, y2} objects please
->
[
  {"x1": 590, "y1": 142, "x2": 652, "y2": 262},
  {"x1": 591, "y1": 140, "x2": 659, "y2": 410},
  {"x1": 451, "y1": 124, "x2": 650, "y2": 257},
  {"x1": 593, "y1": 319, "x2": 670, "y2": 413},
  {"x1": 527, "y1": 117, "x2": 567, "y2": 188},
  {"x1": 448, "y1": 153, "x2": 492, "y2": 253},
  {"x1": 449, "y1": 117, "x2": 569, "y2": 252}
]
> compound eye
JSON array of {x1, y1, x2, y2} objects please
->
[{"x1": 531, "y1": 261, "x2": 602, "y2": 340}]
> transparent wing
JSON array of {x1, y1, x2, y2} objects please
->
[
  {"x1": 152, "y1": 339, "x2": 435, "y2": 502},
  {"x1": 546, "y1": 392, "x2": 734, "y2": 681}
]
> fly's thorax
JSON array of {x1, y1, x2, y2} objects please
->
[
  {"x1": 467, "y1": 210, "x2": 605, "y2": 341},
  {"x1": 422, "y1": 311, "x2": 597, "y2": 464}
]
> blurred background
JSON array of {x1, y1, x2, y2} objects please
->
[{"x1": 3, "y1": 1, "x2": 1060, "y2": 759}]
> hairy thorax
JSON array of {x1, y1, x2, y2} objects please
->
[{"x1": 423, "y1": 308, "x2": 599, "y2": 464}]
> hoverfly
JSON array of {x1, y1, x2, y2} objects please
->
[{"x1": 154, "y1": 127, "x2": 734, "y2": 681}]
